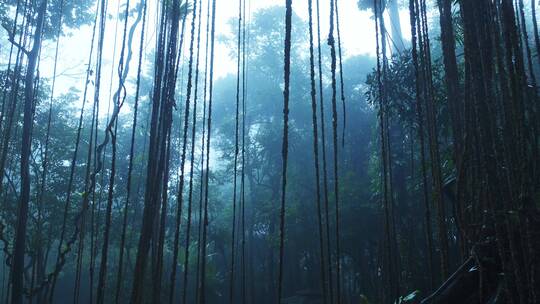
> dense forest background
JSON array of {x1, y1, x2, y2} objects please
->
[{"x1": 0, "y1": 0, "x2": 538, "y2": 303}]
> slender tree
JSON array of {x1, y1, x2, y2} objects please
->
[{"x1": 11, "y1": 2, "x2": 48, "y2": 302}]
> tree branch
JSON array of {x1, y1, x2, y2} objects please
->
[
  {"x1": 1, "y1": 23, "x2": 30, "y2": 55},
  {"x1": 3, "y1": 171, "x2": 20, "y2": 200}
]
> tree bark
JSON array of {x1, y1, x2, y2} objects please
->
[
  {"x1": 11, "y1": 1, "x2": 48, "y2": 303},
  {"x1": 437, "y1": 0, "x2": 462, "y2": 155}
]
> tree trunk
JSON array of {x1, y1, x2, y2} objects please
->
[
  {"x1": 437, "y1": 0, "x2": 462, "y2": 156},
  {"x1": 388, "y1": 0, "x2": 405, "y2": 53},
  {"x1": 11, "y1": 1, "x2": 47, "y2": 303}
]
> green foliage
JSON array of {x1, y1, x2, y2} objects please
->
[
  {"x1": 0, "y1": 1, "x2": 471, "y2": 302},
  {"x1": 399, "y1": 290, "x2": 420, "y2": 303},
  {"x1": 357, "y1": 0, "x2": 385, "y2": 12},
  {"x1": 357, "y1": 0, "x2": 406, "y2": 13},
  {"x1": 359, "y1": 294, "x2": 371, "y2": 304},
  {"x1": 0, "y1": 0, "x2": 94, "y2": 40}
]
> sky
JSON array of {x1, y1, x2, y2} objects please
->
[{"x1": 0, "y1": 0, "x2": 410, "y2": 106}]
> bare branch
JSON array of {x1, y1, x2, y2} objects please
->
[
  {"x1": 1, "y1": 23, "x2": 30, "y2": 55},
  {"x1": 3, "y1": 171, "x2": 20, "y2": 200}
]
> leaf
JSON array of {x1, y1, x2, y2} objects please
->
[
  {"x1": 402, "y1": 290, "x2": 420, "y2": 302},
  {"x1": 359, "y1": 294, "x2": 370, "y2": 304}
]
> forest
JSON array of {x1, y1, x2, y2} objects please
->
[{"x1": 0, "y1": 0, "x2": 539, "y2": 303}]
